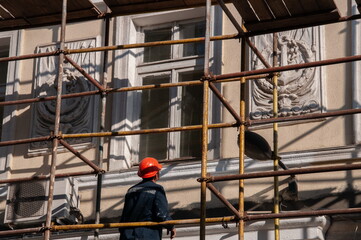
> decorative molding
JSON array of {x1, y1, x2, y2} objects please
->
[
  {"x1": 78, "y1": 144, "x2": 361, "y2": 189},
  {"x1": 28, "y1": 37, "x2": 101, "y2": 155},
  {"x1": 352, "y1": 2, "x2": 361, "y2": 144},
  {"x1": 110, "y1": 8, "x2": 221, "y2": 170},
  {"x1": 249, "y1": 27, "x2": 324, "y2": 120}
]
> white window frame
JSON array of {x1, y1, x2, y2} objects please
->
[
  {"x1": 110, "y1": 7, "x2": 221, "y2": 170},
  {"x1": 0, "y1": 30, "x2": 21, "y2": 180}
]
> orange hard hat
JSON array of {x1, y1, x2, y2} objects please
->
[{"x1": 137, "y1": 157, "x2": 163, "y2": 178}]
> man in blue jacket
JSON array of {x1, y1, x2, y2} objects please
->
[{"x1": 120, "y1": 157, "x2": 176, "y2": 240}]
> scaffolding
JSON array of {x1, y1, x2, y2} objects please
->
[{"x1": 1, "y1": 0, "x2": 361, "y2": 239}]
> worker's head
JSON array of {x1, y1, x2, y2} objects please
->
[{"x1": 137, "y1": 157, "x2": 162, "y2": 179}]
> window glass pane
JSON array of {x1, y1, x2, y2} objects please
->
[
  {"x1": 139, "y1": 75, "x2": 170, "y2": 160},
  {"x1": 0, "y1": 38, "x2": 10, "y2": 140},
  {"x1": 144, "y1": 28, "x2": 172, "y2": 63},
  {"x1": 179, "y1": 71, "x2": 203, "y2": 158},
  {"x1": 180, "y1": 21, "x2": 206, "y2": 57}
]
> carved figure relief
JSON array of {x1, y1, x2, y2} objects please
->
[
  {"x1": 30, "y1": 38, "x2": 100, "y2": 153},
  {"x1": 250, "y1": 28, "x2": 322, "y2": 119}
]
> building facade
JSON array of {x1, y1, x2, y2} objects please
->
[{"x1": 0, "y1": 0, "x2": 360, "y2": 239}]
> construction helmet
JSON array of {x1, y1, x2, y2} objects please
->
[{"x1": 137, "y1": 157, "x2": 162, "y2": 178}]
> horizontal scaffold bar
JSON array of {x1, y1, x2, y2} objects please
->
[
  {"x1": 206, "y1": 157, "x2": 361, "y2": 182},
  {"x1": 0, "y1": 34, "x2": 238, "y2": 63},
  {"x1": 0, "y1": 170, "x2": 97, "y2": 185},
  {"x1": 51, "y1": 206, "x2": 361, "y2": 231}
]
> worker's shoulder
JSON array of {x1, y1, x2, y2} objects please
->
[{"x1": 130, "y1": 180, "x2": 165, "y2": 191}]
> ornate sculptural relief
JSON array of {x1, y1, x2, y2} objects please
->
[
  {"x1": 29, "y1": 38, "x2": 100, "y2": 153},
  {"x1": 249, "y1": 28, "x2": 323, "y2": 120}
]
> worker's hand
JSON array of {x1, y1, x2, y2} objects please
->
[{"x1": 167, "y1": 228, "x2": 176, "y2": 239}]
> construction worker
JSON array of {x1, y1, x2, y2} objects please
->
[{"x1": 120, "y1": 157, "x2": 176, "y2": 240}]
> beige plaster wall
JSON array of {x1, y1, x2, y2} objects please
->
[
  {"x1": 9, "y1": 19, "x2": 114, "y2": 180},
  {"x1": 2, "y1": 0, "x2": 360, "y2": 226},
  {"x1": 221, "y1": 0, "x2": 355, "y2": 159}
]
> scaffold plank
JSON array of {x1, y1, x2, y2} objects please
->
[
  {"x1": 264, "y1": 0, "x2": 290, "y2": 18},
  {"x1": 299, "y1": 0, "x2": 320, "y2": 13},
  {"x1": 231, "y1": 0, "x2": 258, "y2": 22},
  {"x1": 232, "y1": 0, "x2": 340, "y2": 32},
  {"x1": 282, "y1": 0, "x2": 307, "y2": 16},
  {"x1": 318, "y1": 0, "x2": 337, "y2": 9},
  {"x1": 248, "y1": 0, "x2": 273, "y2": 20},
  {"x1": 0, "y1": 5, "x2": 12, "y2": 19},
  {"x1": 103, "y1": 0, "x2": 227, "y2": 15},
  {"x1": 0, "y1": 0, "x2": 100, "y2": 31}
]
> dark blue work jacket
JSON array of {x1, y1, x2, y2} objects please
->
[{"x1": 120, "y1": 180, "x2": 174, "y2": 240}]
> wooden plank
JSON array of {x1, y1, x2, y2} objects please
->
[
  {"x1": 27, "y1": 9, "x2": 99, "y2": 25},
  {"x1": 283, "y1": 0, "x2": 305, "y2": 16},
  {"x1": 245, "y1": 10, "x2": 340, "y2": 32},
  {"x1": 105, "y1": 0, "x2": 190, "y2": 15},
  {"x1": 0, "y1": 5, "x2": 13, "y2": 19},
  {"x1": 0, "y1": 18, "x2": 29, "y2": 30},
  {"x1": 105, "y1": 0, "x2": 227, "y2": 16},
  {"x1": 299, "y1": 0, "x2": 320, "y2": 13},
  {"x1": 248, "y1": 0, "x2": 274, "y2": 20},
  {"x1": 317, "y1": 0, "x2": 337, "y2": 10},
  {"x1": 231, "y1": 0, "x2": 258, "y2": 22},
  {"x1": 264, "y1": 0, "x2": 290, "y2": 18},
  {"x1": 0, "y1": 0, "x2": 98, "y2": 18}
]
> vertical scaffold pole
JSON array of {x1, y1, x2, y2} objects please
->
[
  {"x1": 44, "y1": 0, "x2": 67, "y2": 239},
  {"x1": 94, "y1": 14, "x2": 110, "y2": 240},
  {"x1": 272, "y1": 32, "x2": 280, "y2": 240},
  {"x1": 238, "y1": 36, "x2": 247, "y2": 240},
  {"x1": 200, "y1": 0, "x2": 211, "y2": 239}
]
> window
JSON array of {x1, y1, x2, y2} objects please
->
[
  {"x1": 138, "y1": 19, "x2": 205, "y2": 161},
  {"x1": 0, "y1": 31, "x2": 20, "y2": 177},
  {"x1": 110, "y1": 8, "x2": 221, "y2": 169},
  {"x1": 0, "y1": 38, "x2": 10, "y2": 139}
]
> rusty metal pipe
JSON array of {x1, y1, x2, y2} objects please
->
[
  {"x1": 214, "y1": 53, "x2": 361, "y2": 80},
  {"x1": 62, "y1": 122, "x2": 237, "y2": 139},
  {"x1": 200, "y1": 1, "x2": 211, "y2": 238},
  {"x1": 94, "y1": 14, "x2": 110, "y2": 239},
  {"x1": 248, "y1": 108, "x2": 361, "y2": 126},
  {"x1": 209, "y1": 82, "x2": 242, "y2": 124},
  {"x1": 0, "y1": 75, "x2": 267, "y2": 108},
  {"x1": 0, "y1": 51, "x2": 58, "y2": 63},
  {"x1": 49, "y1": 206, "x2": 361, "y2": 230},
  {"x1": 59, "y1": 139, "x2": 105, "y2": 173},
  {"x1": 65, "y1": 55, "x2": 105, "y2": 91},
  {"x1": 246, "y1": 207, "x2": 361, "y2": 221},
  {"x1": 67, "y1": 34, "x2": 239, "y2": 54},
  {"x1": 52, "y1": 216, "x2": 237, "y2": 231},
  {"x1": 0, "y1": 227, "x2": 44, "y2": 237},
  {"x1": 0, "y1": 170, "x2": 97, "y2": 184},
  {"x1": 272, "y1": 32, "x2": 280, "y2": 240},
  {"x1": 0, "y1": 90, "x2": 101, "y2": 106},
  {"x1": 207, "y1": 182, "x2": 242, "y2": 219},
  {"x1": 44, "y1": 0, "x2": 67, "y2": 238},
  {"x1": 0, "y1": 136, "x2": 50, "y2": 147},
  {"x1": 207, "y1": 159, "x2": 361, "y2": 182}
]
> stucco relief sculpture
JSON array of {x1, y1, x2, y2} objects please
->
[
  {"x1": 250, "y1": 28, "x2": 322, "y2": 119},
  {"x1": 30, "y1": 39, "x2": 99, "y2": 152}
]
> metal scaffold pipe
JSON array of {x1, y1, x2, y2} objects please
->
[
  {"x1": 207, "y1": 158, "x2": 361, "y2": 182},
  {"x1": 44, "y1": 0, "x2": 67, "y2": 239},
  {"x1": 239, "y1": 36, "x2": 247, "y2": 240},
  {"x1": 94, "y1": 13, "x2": 111, "y2": 240},
  {"x1": 200, "y1": 0, "x2": 211, "y2": 239},
  {"x1": 272, "y1": 32, "x2": 280, "y2": 240}
]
